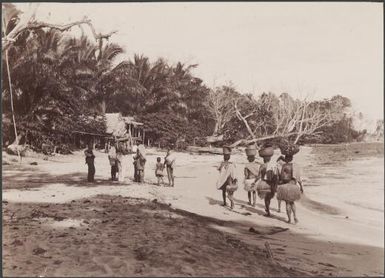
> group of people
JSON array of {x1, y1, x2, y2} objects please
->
[
  {"x1": 84, "y1": 141, "x2": 176, "y2": 186},
  {"x1": 216, "y1": 142, "x2": 304, "y2": 224},
  {"x1": 85, "y1": 138, "x2": 303, "y2": 223}
]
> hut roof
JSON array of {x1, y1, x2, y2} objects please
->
[
  {"x1": 105, "y1": 113, "x2": 143, "y2": 137},
  {"x1": 122, "y1": 116, "x2": 143, "y2": 126}
]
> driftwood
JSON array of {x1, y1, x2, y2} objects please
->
[
  {"x1": 206, "y1": 135, "x2": 224, "y2": 143},
  {"x1": 186, "y1": 146, "x2": 224, "y2": 155},
  {"x1": 187, "y1": 146, "x2": 242, "y2": 155},
  {"x1": 229, "y1": 134, "x2": 293, "y2": 148}
]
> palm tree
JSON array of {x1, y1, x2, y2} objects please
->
[
  {"x1": 60, "y1": 35, "x2": 124, "y2": 113},
  {"x1": 2, "y1": 3, "x2": 22, "y2": 146}
]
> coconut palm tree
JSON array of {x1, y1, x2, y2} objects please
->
[{"x1": 2, "y1": 3, "x2": 24, "y2": 146}]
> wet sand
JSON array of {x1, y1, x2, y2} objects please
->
[{"x1": 2, "y1": 145, "x2": 384, "y2": 276}]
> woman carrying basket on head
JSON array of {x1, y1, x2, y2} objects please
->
[
  {"x1": 243, "y1": 144, "x2": 261, "y2": 207},
  {"x1": 216, "y1": 146, "x2": 238, "y2": 209},
  {"x1": 256, "y1": 143, "x2": 279, "y2": 217},
  {"x1": 276, "y1": 142, "x2": 304, "y2": 224}
]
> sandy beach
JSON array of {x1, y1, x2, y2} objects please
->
[{"x1": 2, "y1": 143, "x2": 384, "y2": 277}]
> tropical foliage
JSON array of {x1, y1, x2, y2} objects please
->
[{"x1": 2, "y1": 4, "x2": 367, "y2": 151}]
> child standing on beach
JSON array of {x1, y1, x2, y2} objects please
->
[{"x1": 155, "y1": 157, "x2": 165, "y2": 186}]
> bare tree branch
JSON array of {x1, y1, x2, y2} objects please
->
[
  {"x1": 2, "y1": 4, "x2": 118, "y2": 51},
  {"x1": 234, "y1": 100, "x2": 256, "y2": 139}
]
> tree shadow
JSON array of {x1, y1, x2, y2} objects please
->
[{"x1": 2, "y1": 165, "x2": 135, "y2": 189}]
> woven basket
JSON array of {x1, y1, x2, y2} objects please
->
[
  {"x1": 279, "y1": 139, "x2": 300, "y2": 156},
  {"x1": 258, "y1": 147, "x2": 274, "y2": 157},
  {"x1": 244, "y1": 179, "x2": 257, "y2": 192},
  {"x1": 226, "y1": 182, "x2": 238, "y2": 192},
  {"x1": 256, "y1": 179, "x2": 271, "y2": 199},
  {"x1": 276, "y1": 181, "x2": 301, "y2": 202},
  {"x1": 280, "y1": 145, "x2": 300, "y2": 156}
]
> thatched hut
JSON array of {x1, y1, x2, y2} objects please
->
[{"x1": 105, "y1": 113, "x2": 144, "y2": 149}]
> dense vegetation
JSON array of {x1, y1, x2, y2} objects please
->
[{"x1": 2, "y1": 4, "x2": 368, "y2": 151}]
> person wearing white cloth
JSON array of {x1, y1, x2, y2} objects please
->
[
  {"x1": 243, "y1": 144, "x2": 261, "y2": 207},
  {"x1": 216, "y1": 146, "x2": 238, "y2": 209},
  {"x1": 164, "y1": 148, "x2": 176, "y2": 187},
  {"x1": 108, "y1": 141, "x2": 118, "y2": 181},
  {"x1": 116, "y1": 141, "x2": 129, "y2": 183}
]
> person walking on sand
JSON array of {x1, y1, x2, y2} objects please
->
[
  {"x1": 84, "y1": 143, "x2": 95, "y2": 182},
  {"x1": 243, "y1": 144, "x2": 261, "y2": 207},
  {"x1": 132, "y1": 144, "x2": 138, "y2": 181},
  {"x1": 133, "y1": 154, "x2": 138, "y2": 182},
  {"x1": 155, "y1": 157, "x2": 165, "y2": 186},
  {"x1": 108, "y1": 140, "x2": 118, "y2": 181},
  {"x1": 276, "y1": 155, "x2": 286, "y2": 212},
  {"x1": 256, "y1": 144, "x2": 279, "y2": 217},
  {"x1": 276, "y1": 143, "x2": 304, "y2": 224},
  {"x1": 133, "y1": 144, "x2": 146, "y2": 183},
  {"x1": 164, "y1": 148, "x2": 176, "y2": 187},
  {"x1": 216, "y1": 146, "x2": 238, "y2": 209},
  {"x1": 116, "y1": 141, "x2": 128, "y2": 183}
]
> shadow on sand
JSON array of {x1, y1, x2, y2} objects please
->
[
  {"x1": 2, "y1": 164, "x2": 143, "y2": 192},
  {"x1": 2, "y1": 164, "x2": 384, "y2": 277},
  {"x1": 206, "y1": 196, "x2": 288, "y2": 223}
]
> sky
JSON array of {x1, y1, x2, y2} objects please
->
[{"x1": 14, "y1": 2, "x2": 384, "y2": 121}]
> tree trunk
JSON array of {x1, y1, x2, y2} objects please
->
[
  {"x1": 230, "y1": 132, "x2": 298, "y2": 148},
  {"x1": 212, "y1": 122, "x2": 219, "y2": 136},
  {"x1": 234, "y1": 105, "x2": 255, "y2": 139},
  {"x1": 100, "y1": 99, "x2": 106, "y2": 114},
  {"x1": 294, "y1": 103, "x2": 306, "y2": 144},
  {"x1": 5, "y1": 49, "x2": 21, "y2": 162}
]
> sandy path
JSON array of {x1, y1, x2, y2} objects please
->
[{"x1": 2, "y1": 149, "x2": 384, "y2": 276}]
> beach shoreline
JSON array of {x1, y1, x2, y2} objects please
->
[{"x1": 2, "y1": 145, "x2": 384, "y2": 276}]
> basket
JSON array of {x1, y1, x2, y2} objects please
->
[
  {"x1": 276, "y1": 181, "x2": 301, "y2": 202},
  {"x1": 156, "y1": 169, "x2": 164, "y2": 176},
  {"x1": 256, "y1": 179, "x2": 271, "y2": 199},
  {"x1": 244, "y1": 179, "x2": 257, "y2": 191},
  {"x1": 245, "y1": 144, "x2": 257, "y2": 156},
  {"x1": 223, "y1": 146, "x2": 232, "y2": 155},
  {"x1": 226, "y1": 180, "x2": 238, "y2": 192},
  {"x1": 280, "y1": 144, "x2": 300, "y2": 156},
  {"x1": 258, "y1": 147, "x2": 274, "y2": 157}
]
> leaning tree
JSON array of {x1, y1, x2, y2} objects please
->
[{"x1": 2, "y1": 3, "x2": 120, "y2": 150}]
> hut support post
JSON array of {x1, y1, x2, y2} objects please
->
[{"x1": 143, "y1": 128, "x2": 145, "y2": 145}]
